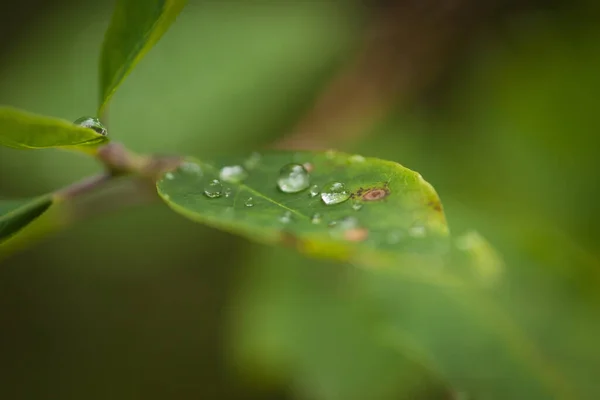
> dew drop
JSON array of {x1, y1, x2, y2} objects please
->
[
  {"x1": 277, "y1": 164, "x2": 310, "y2": 193},
  {"x1": 329, "y1": 216, "x2": 359, "y2": 230},
  {"x1": 409, "y1": 223, "x2": 427, "y2": 238},
  {"x1": 164, "y1": 172, "x2": 174, "y2": 180},
  {"x1": 351, "y1": 201, "x2": 363, "y2": 211},
  {"x1": 387, "y1": 230, "x2": 404, "y2": 245},
  {"x1": 219, "y1": 165, "x2": 247, "y2": 183},
  {"x1": 279, "y1": 211, "x2": 293, "y2": 224},
  {"x1": 309, "y1": 184, "x2": 319, "y2": 198},
  {"x1": 243, "y1": 152, "x2": 261, "y2": 170},
  {"x1": 179, "y1": 161, "x2": 202, "y2": 175},
  {"x1": 203, "y1": 179, "x2": 223, "y2": 198},
  {"x1": 321, "y1": 182, "x2": 350, "y2": 205},
  {"x1": 244, "y1": 197, "x2": 254, "y2": 207},
  {"x1": 224, "y1": 187, "x2": 232, "y2": 198},
  {"x1": 74, "y1": 116, "x2": 107, "y2": 136},
  {"x1": 311, "y1": 213, "x2": 322, "y2": 224},
  {"x1": 349, "y1": 154, "x2": 365, "y2": 163}
]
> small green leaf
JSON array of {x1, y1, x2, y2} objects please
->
[
  {"x1": 99, "y1": 0, "x2": 188, "y2": 114},
  {"x1": 157, "y1": 151, "x2": 450, "y2": 268},
  {"x1": 0, "y1": 107, "x2": 108, "y2": 151},
  {"x1": 0, "y1": 196, "x2": 53, "y2": 243}
]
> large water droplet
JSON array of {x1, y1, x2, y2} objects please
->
[
  {"x1": 204, "y1": 179, "x2": 223, "y2": 198},
  {"x1": 279, "y1": 211, "x2": 293, "y2": 224},
  {"x1": 243, "y1": 152, "x2": 261, "y2": 170},
  {"x1": 277, "y1": 164, "x2": 310, "y2": 193},
  {"x1": 74, "y1": 116, "x2": 107, "y2": 136},
  {"x1": 309, "y1": 185, "x2": 319, "y2": 198},
  {"x1": 219, "y1": 165, "x2": 247, "y2": 183},
  {"x1": 321, "y1": 182, "x2": 350, "y2": 205},
  {"x1": 311, "y1": 213, "x2": 322, "y2": 224},
  {"x1": 244, "y1": 197, "x2": 254, "y2": 207}
]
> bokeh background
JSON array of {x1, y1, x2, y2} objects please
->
[{"x1": 1, "y1": 0, "x2": 600, "y2": 399}]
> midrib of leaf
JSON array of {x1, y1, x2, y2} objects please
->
[{"x1": 191, "y1": 157, "x2": 311, "y2": 221}]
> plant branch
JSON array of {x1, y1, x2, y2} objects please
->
[
  {"x1": 0, "y1": 141, "x2": 183, "y2": 262},
  {"x1": 54, "y1": 173, "x2": 113, "y2": 200}
]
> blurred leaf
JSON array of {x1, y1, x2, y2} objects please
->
[
  {"x1": 231, "y1": 246, "x2": 449, "y2": 400},
  {"x1": 157, "y1": 151, "x2": 450, "y2": 269},
  {"x1": 0, "y1": 196, "x2": 52, "y2": 244},
  {"x1": 368, "y1": 267, "x2": 579, "y2": 400},
  {"x1": 99, "y1": 0, "x2": 187, "y2": 114},
  {"x1": 0, "y1": 107, "x2": 108, "y2": 152}
]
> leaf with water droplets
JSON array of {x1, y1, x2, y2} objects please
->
[
  {"x1": 99, "y1": 0, "x2": 188, "y2": 115},
  {"x1": 0, "y1": 107, "x2": 108, "y2": 152},
  {"x1": 156, "y1": 150, "x2": 449, "y2": 268}
]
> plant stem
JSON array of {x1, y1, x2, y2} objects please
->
[
  {"x1": 54, "y1": 173, "x2": 113, "y2": 200},
  {"x1": 0, "y1": 141, "x2": 183, "y2": 262}
]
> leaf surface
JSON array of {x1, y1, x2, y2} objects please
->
[
  {"x1": 99, "y1": 0, "x2": 187, "y2": 114},
  {"x1": 157, "y1": 151, "x2": 449, "y2": 268},
  {"x1": 0, "y1": 107, "x2": 108, "y2": 151}
]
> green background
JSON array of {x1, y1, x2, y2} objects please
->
[{"x1": 1, "y1": 1, "x2": 599, "y2": 398}]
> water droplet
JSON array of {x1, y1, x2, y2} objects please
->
[
  {"x1": 179, "y1": 161, "x2": 202, "y2": 175},
  {"x1": 309, "y1": 184, "x2": 319, "y2": 198},
  {"x1": 243, "y1": 152, "x2": 261, "y2": 170},
  {"x1": 349, "y1": 154, "x2": 365, "y2": 163},
  {"x1": 279, "y1": 211, "x2": 293, "y2": 223},
  {"x1": 74, "y1": 116, "x2": 107, "y2": 136},
  {"x1": 244, "y1": 197, "x2": 254, "y2": 207},
  {"x1": 224, "y1": 187, "x2": 232, "y2": 198},
  {"x1": 409, "y1": 223, "x2": 427, "y2": 238},
  {"x1": 329, "y1": 216, "x2": 365, "y2": 240},
  {"x1": 387, "y1": 230, "x2": 404, "y2": 245},
  {"x1": 329, "y1": 216, "x2": 359, "y2": 230},
  {"x1": 351, "y1": 201, "x2": 363, "y2": 211},
  {"x1": 302, "y1": 162, "x2": 314, "y2": 173},
  {"x1": 164, "y1": 172, "x2": 174, "y2": 180},
  {"x1": 321, "y1": 182, "x2": 350, "y2": 205},
  {"x1": 311, "y1": 213, "x2": 322, "y2": 224},
  {"x1": 203, "y1": 179, "x2": 223, "y2": 198},
  {"x1": 219, "y1": 165, "x2": 247, "y2": 183},
  {"x1": 277, "y1": 164, "x2": 310, "y2": 193}
]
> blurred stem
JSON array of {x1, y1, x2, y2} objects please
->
[
  {"x1": 54, "y1": 173, "x2": 112, "y2": 200},
  {"x1": 0, "y1": 142, "x2": 182, "y2": 262}
]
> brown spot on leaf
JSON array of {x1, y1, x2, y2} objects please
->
[
  {"x1": 302, "y1": 162, "x2": 314, "y2": 173},
  {"x1": 428, "y1": 200, "x2": 443, "y2": 213},
  {"x1": 344, "y1": 228, "x2": 369, "y2": 242},
  {"x1": 362, "y1": 188, "x2": 389, "y2": 201}
]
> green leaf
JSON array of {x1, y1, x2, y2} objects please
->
[
  {"x1": 0, "y1": 196, "x2": 53, "y2": 243},
  {"x1": 99, "y1": 0, "x2": 188, "y2": 114},
  {"x1": 0, "y1": 107, "x2": 108, "y2": 151},
  {"x1": 156, "y1": 151, "x2": 450, "y2": 269}
]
